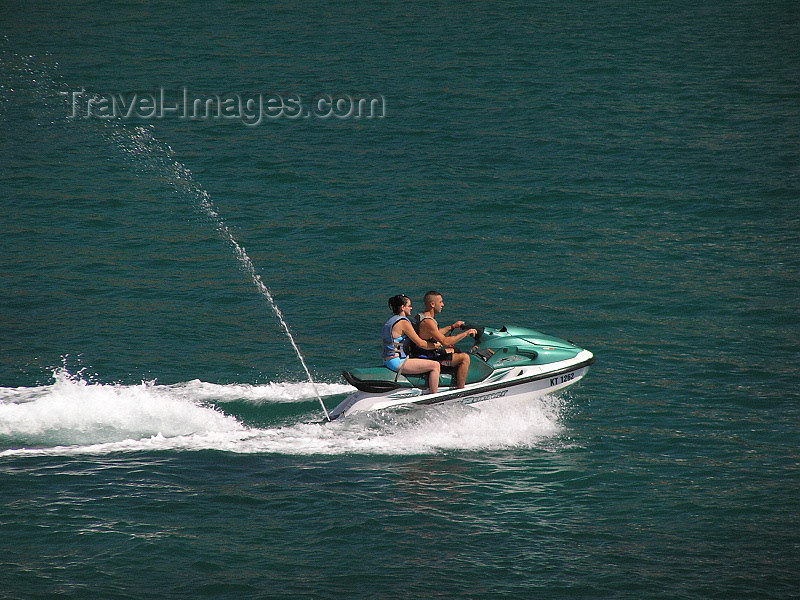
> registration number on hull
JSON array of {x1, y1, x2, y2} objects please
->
[{"x1": 550, "y1": 371, "x2": 575, "y2": 386}]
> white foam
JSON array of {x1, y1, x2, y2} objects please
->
[
  {"x1": 1, "y1": 371, "x2": 563, "y2": 457},
  {"x1": 164, "y1": 379, "x2": 354, "y2": 404},
  {"x1": 0, "y1": 370, "x2": 246, "y2": 449},
  {"x1": 231, "y1": 396, "x2": 563, "y2": 456}
]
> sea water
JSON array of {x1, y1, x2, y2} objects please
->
[{"x1": 1, "y1": 1, "x2": 798, "y2": 598}]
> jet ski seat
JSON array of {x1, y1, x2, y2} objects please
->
[{"x1": 342, "y1": 353, "x2": 493, "y2": 393}]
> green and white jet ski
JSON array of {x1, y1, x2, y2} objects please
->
[{"x1": 329, "y1": 325, "x2": 594, "y2": 420}]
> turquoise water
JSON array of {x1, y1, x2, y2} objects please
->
[{"x1": 2, "y1": 1, "x2": 799, "y2": 597}]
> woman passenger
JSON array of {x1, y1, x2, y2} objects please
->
[{"x1": 383, "y1": 295, "x2": 443, "y2": 393}]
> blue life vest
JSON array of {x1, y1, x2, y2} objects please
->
[{"x1": 382, "y1": 315, "x2": 411, "y2": 360}]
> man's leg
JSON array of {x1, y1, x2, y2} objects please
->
[{"x1": 452, "y1": 353, "x2": 470, "y2": 388}]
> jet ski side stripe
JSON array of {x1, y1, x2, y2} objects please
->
[{"x1": 413, "y1": 356, "x2": 596, "y2": 406}]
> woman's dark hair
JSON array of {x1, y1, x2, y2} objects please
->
[{"x1": 388, "y1": 294, "x2": 410, "y2": 314}]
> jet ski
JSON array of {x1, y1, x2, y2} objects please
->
[{"x1": 329, "y1": 325, "x2": 594, "y2": 420}]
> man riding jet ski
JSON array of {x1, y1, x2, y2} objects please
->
[{"x1": 408, "y1": 290, "x2": 477, "y2": 389}]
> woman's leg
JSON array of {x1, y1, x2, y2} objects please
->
[{"x1": 399, "y1": 358, "x2": 441, "y2": 393}]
